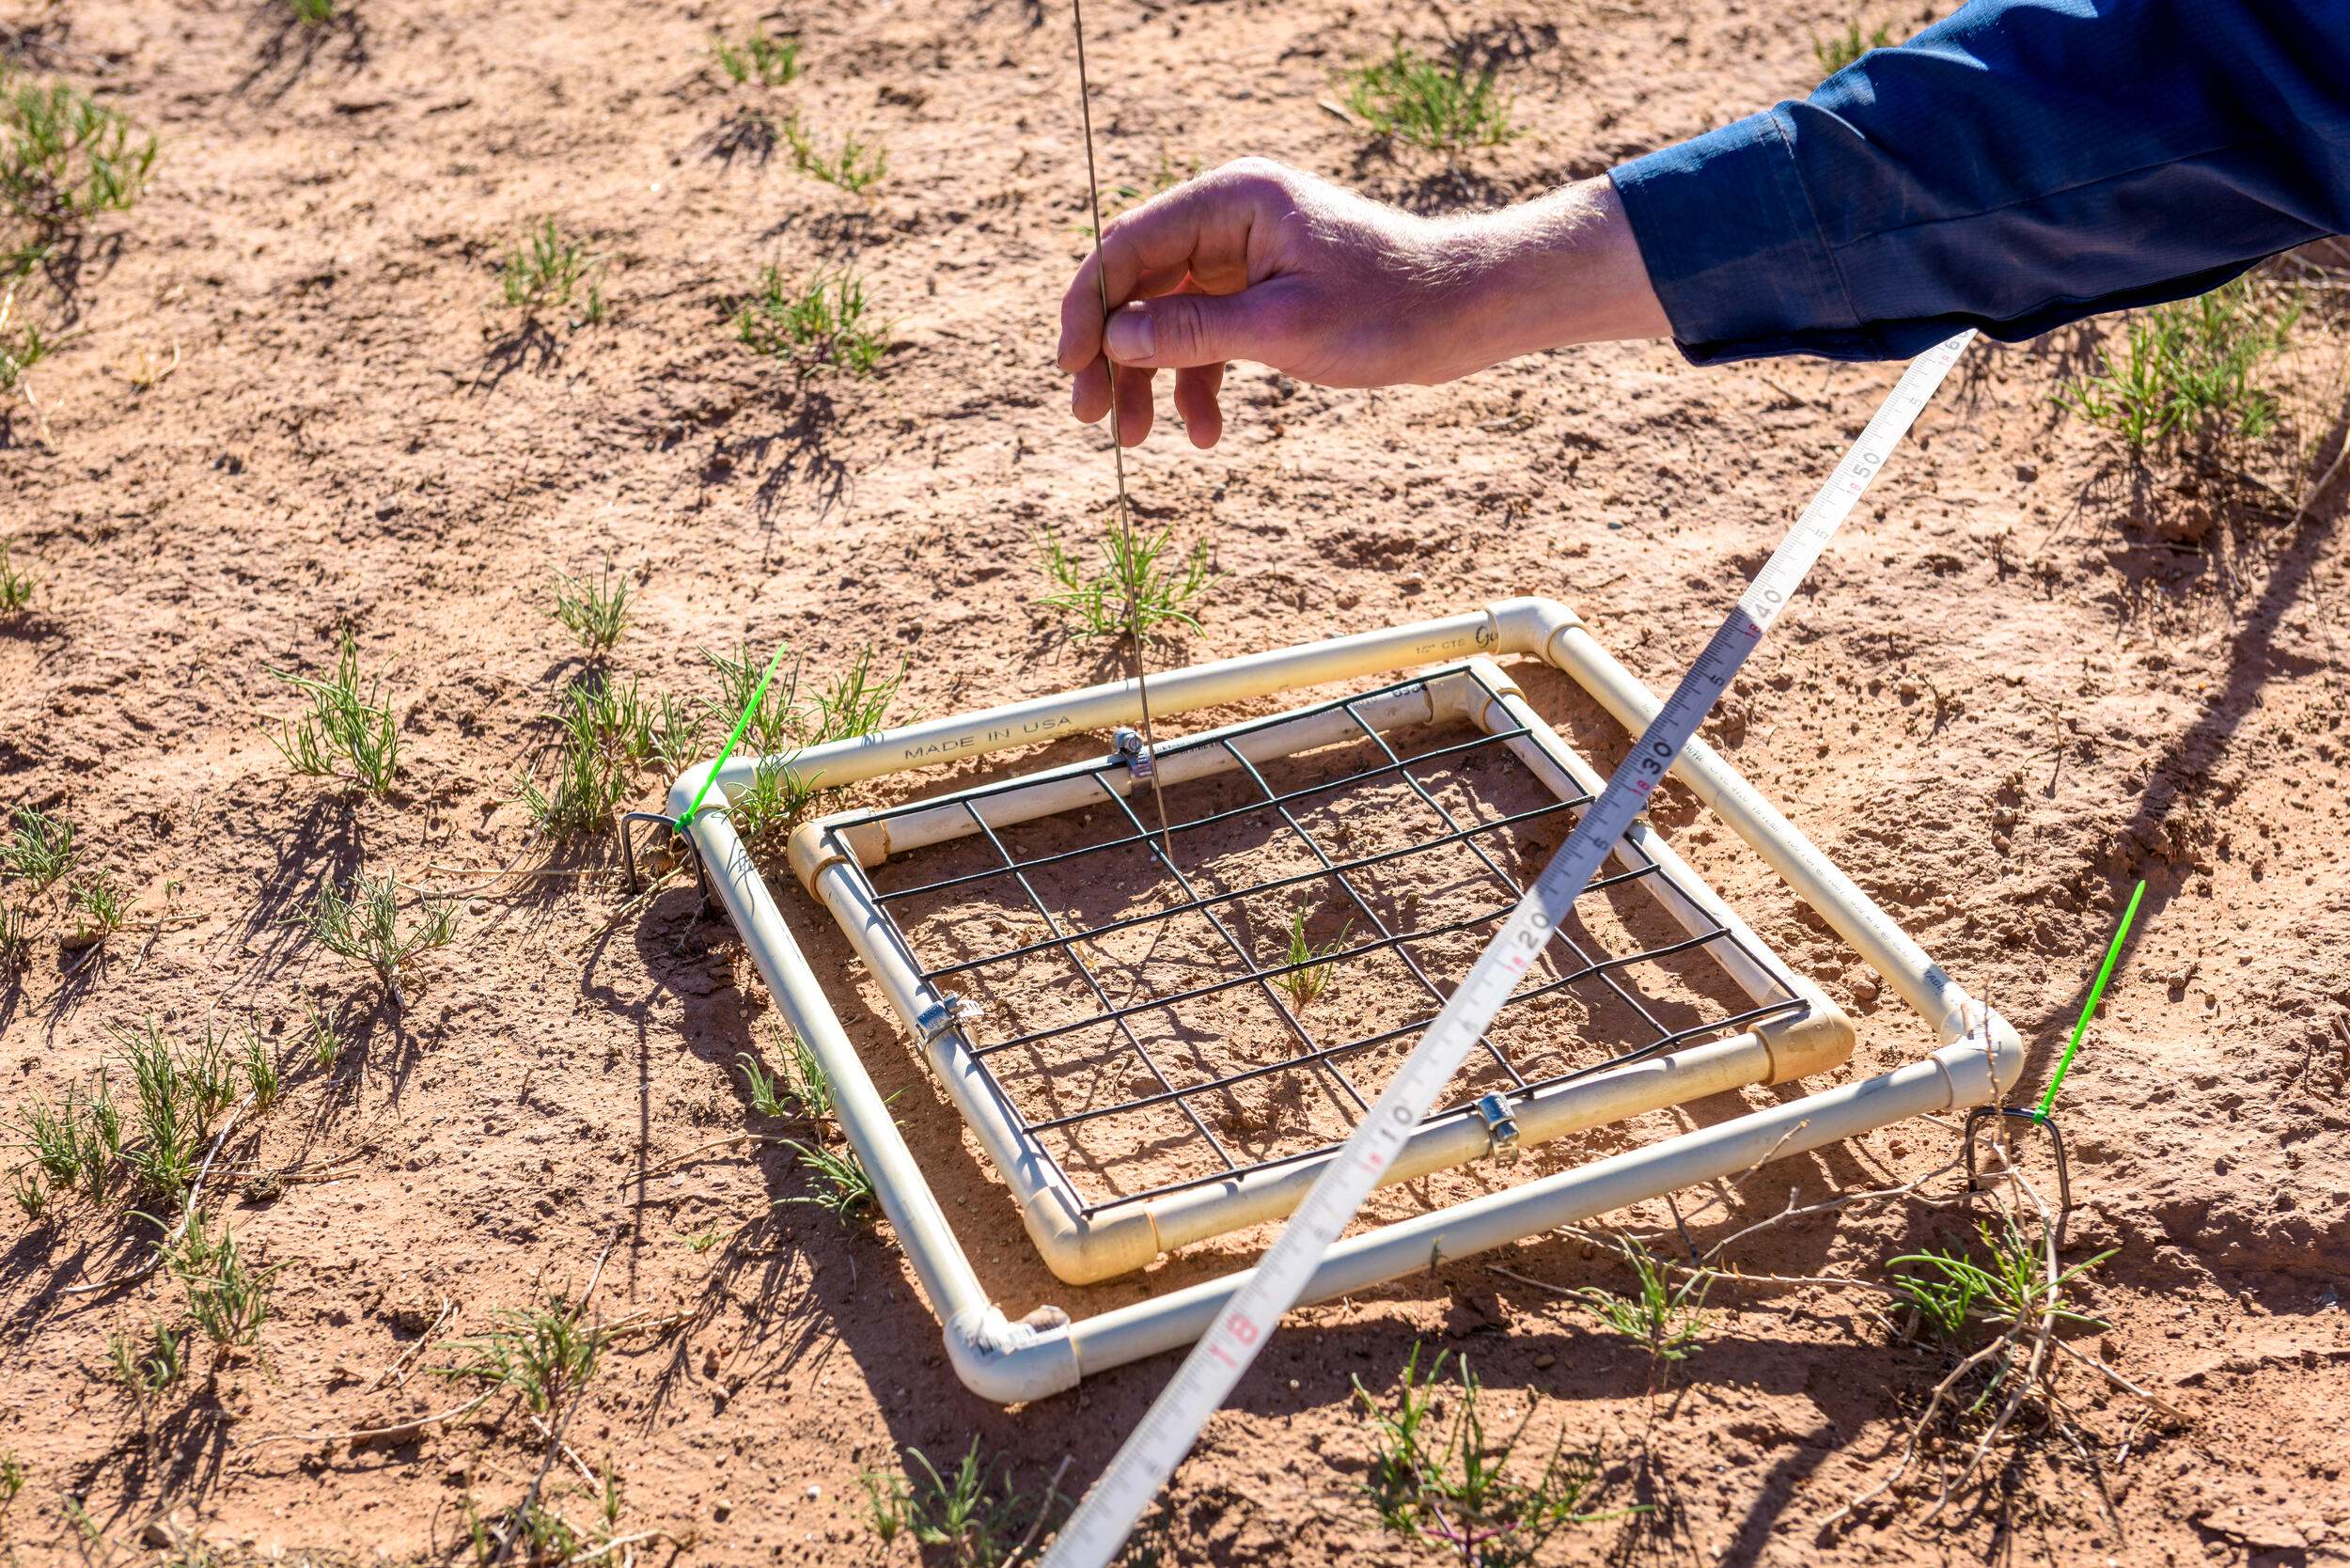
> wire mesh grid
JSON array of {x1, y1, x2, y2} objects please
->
[{"x1": 822, "y1": 666, "x2": 1810, "y2": 1219}]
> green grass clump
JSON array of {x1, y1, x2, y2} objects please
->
[
  {"x1": 67, "y1": 870, "x2": 131, "y2": 946},
  {"x1": 497, "y1": 217, "x2": 604, "y2": 321},
  {"x1": 1814, "y1": 21, "x2": 1892, "y2": 74},
  {"x1": 0, "y1": 903, "x2": 28, "y2": 974},
  {"x1": 2059, "y1": 277, "x2": 2299, "y2": 449},
  {"x1": 1570, "y1": 1241, "x2": 1709, "y2": 1372},
  {"x1": 174, "y1": 1212, "x2": 278, "y2": 1351},
  {"x1": 295, "y1": 870, "x2": 458, "y2": 1012},
  {"x1": 289, "y1": 0, "x2": 336, "y2": 24},
  {"x1": 109, "y1": 1321, "x2": 186, "y2": 1401},
  {"x1": 0, "y1": 289, "x2": 42, "y2": 397},
  {"x1": 781, "y1": 114, "x2": 886, "y2": 192},
  {"x1": 1892, "y1": 1218, "x2": 2111, "y2": 1349},
  {"x1": 1, "y1": 64, "x2": 157, "y2": 275},
  {"x1": 861, "y1": 1439, "x2": 1062, "y2": 1566},
  {"x1": 1273, "y1": 906, "x2": 1353, "y2": 1010},
  {"x1": 737, "y1": 1031, "x2": 835, "y2": 1122},
  {"x1": 777, "y1": 1138, "x2": 876, "y2": 1229},
  {"x1": 0, "y1": 538, "x2": 34, "y2": 614},
  {"x1": 1343, "y1": 43, "x2": 1514, "y2": 155},
  {"x1": 551, "y1": 557, "x2": 631, "y2": 654},
  {"x1": 735, "y1": 267, "x2": 887, "y2": 379},
  {"x1": 440, "y1": 1299, "x2": 603, "y2": 1416},
  {"x1": 714, "y1": 27, "x2": 800, "y2": 86},
  {"x1": 1, "y1": 804, "x2": 74, "y2": 887},
  {"x1": 700, "y1": 642, "x2": 902, "y2": 842},
  {"x1": 519, "y1": 675, "x2": 658, "y2": 839},
  {"x1": 1037, "y1": 523, "x2": 1215, "y2": 641},
  {"x1": 1355, "y1": 1344, "x2": 1622, "y2": 1563},
  {"x1": 267, "y1": 631, "x2": 400, "y2": 797}
]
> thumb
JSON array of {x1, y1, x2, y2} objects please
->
[{"x1": 1103, "y1": 290, "x2": 1291, "y2": 370}]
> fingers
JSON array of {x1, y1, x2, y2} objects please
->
[
  {"x1": 1173, "y1": 362, "x2": 1225, "y2": 448},
  {"x1": 1057, "y1": 167, "x2": 1269, "y2": 373},
  {"x1": 1096, "y1": 288, "x2": 1292, "y2": 371}
]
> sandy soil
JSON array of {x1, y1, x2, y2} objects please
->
[{"x1": 4, "y1": 0, "x2": 2348, "y2": 1562}]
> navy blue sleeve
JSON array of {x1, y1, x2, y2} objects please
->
[{"x1": 1608, "y1": 0, "x2": 2350, "y2": 364}]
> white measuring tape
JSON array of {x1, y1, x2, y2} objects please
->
[{"x1": 1041, "y1": 330, "x2": 1975, "y2": 1568}]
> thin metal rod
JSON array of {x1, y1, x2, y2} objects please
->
[{"x1": 1071, "y1": 0, "x2": 1178, "y2": 874}]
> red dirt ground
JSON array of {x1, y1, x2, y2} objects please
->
[{"x1": 3, "y1": 0, "x2": 2347, "y2": 1563}]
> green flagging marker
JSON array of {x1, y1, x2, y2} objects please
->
[
  {"x1": 2036, "y1": 878, "x2": 2147, "y2": 1121},
  {"x1": 674, "y1": 641, "x2": 791, "y2": 832}
]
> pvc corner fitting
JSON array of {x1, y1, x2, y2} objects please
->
[
  {"x1": 787, "y1": 820, "x2": 859, "y2": 896},
  {"x1": 1019, "y1": 1184, "x2": 1163, "y2": 1286},
  {"x1": 1753, "y1": 999, "x2": 1857, "y2": 1085},
  {"x1": 944, "y1": 1303, "x2": 1081, "y2": 1404},
  {"x1": 1482, "y1": 595, "x2": 1585, "y2": 663}
]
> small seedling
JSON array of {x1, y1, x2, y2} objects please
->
[
  {"x1": 714, "y1": 26, "x2": 800, "y2": 86},
  {"x1": 780, "y1": 114, "x2": 887, "y2": 192},
  {"x1": 0, "y1": 538, "x2": 31, "y2": 614},
  {"x1": 862, "y1": 1438, "x2": 1060, "y2": 1566},
  {"x1": 239, "y1": 1027, "x2": 280, "y2": 1112},
  {"x1": 0, "y1": 1449, "x2": 23, "y2": 1507},
  {"x1": 295, "y1": 871, "x2": 459, "y2": 1012},
  {"x1": 118, "y1": 1019, "x2": 206, "y2": 1200},
  {"x1": 1813, "y1": 20, "x2": 1892, "y2": 73},
  {"x1": 735, "y1": 266, "x2": 888, "y2": 379},
  {"x1": 703, "y1": 639, "x2": 804, "y2": 758},
  {"x1": 1571, "y1": 1240, "x2": 1708, "y2": 1372},
  {"x1": 727, "y1": 756, "x2": 820, "y2": 845},
  {"x1": 687, "y1": 1227, "x2": 725, "y2": 1253},
  {"x1": 109, "y1": 1321, "x2": 186, "y2": 1400},
  {"x1": 2, "y1": 804, "x2": 74, "y2": 887},
  {"x1": 738, "y1": 1032, "x2": 835, "y2": 1122},
  {"x1": 1892, "y1": 1218, "x2": 2111, "y2": 1351},
  {"x1": 2059, "y1": 277, "x2": 2298, "y2": 448},
  {"x1": 12, "y1": 1169, "x2": 46, "y2": 1221},
  {"x1": 1344, "y1": 43, "x2": 1515, "y2": 154},
  {"x1": 551, "y1": 558, "x2": 630, "y2": 654},
  {"x1": 67, "y1": 870, "x2": 131, "y2": 945},
  {"x1": 777, "y1": 1138, "x2": 875, "y2": 1229},
  {"x1": 0, "y1": 902, "x2": 29, "y2": 971},
  {"x1": 0, "y1": 286, "x2": 44, "y2": 398},
  {"x1": 0, "y1": 65, "x2": 157, "y2": 269},
  {"x1": 1355, "y1": 1344, "x2": 1622, "y2": 1564},
  {"x1": 304, "y1": 998, "x2": 348, "y2": 1071},
  {"x1": 811, "y1": 646, "x2": 904, "y2": 742},
  {"x1": 497, "y1": 217, "x2": 603, "y2": 318},
  {"x1": 650, "y1": 691, "x2": 710, "y2": 778},
  {"x1": 440, "y1": 1299, "x2": 603, "y2": 1415},
  {"x1": 1037, "y1": 523, "x2": 1215, "y2": 641},
  {"x1": 289, "y1": 0, "x2": 335, "y2": 24},
  {"x1": 266, "y1": 631, "x2": 400, "y2": 797},
  {"x1": 519, "y1": 675, "x2": 656, "y2": 839},
  {"x1": 175, "y1": 1214, "x2": 277, "y2": 1350},
  {"x1": 737, "y1": 1051, "x2": 787, "y2": 1119},
  {"x1": 1274, "y1": 907, "x2": 1354, "y2": 1009}
]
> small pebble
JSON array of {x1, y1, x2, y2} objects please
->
[
  {"x1": 1534, "y1": 1353, "x2": 1557, "y2": 1370},
  {"x1": 466, "y1": 898, "x2": 488, "y2": 916},
  {"x1": 806, "y1": 1483, "x2": 822, "y2": 1501}
]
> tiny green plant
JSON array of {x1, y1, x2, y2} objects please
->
[
  {"x1": 67, "y1": 870, "x2": 131, "y2": 945},
  {"x1": 0, "y1": 285, "x2": 44, "y2": 398},
  {"x1": 440, "y1": 1299, "x2": 603, "y2": 1415},
  {"x1": 812, "y1": 646, "x2": 904, "y2": 742},
  {"x1": 1344, "y1": 42, "x2": 1515, "y2": 155},
  {"x1": 1572, "y1": 1239, "x2": 1708, "y2": 1372},
  {"x1": 777, "y1": 1138, "x2": 875, "y2": 1229},
  {"x1": 289, "y1": 0, "x2": 335, "y2": 24},
  {"x1": 1891, "y1": 1218, "x2": 2112, "y2": 1350},
  {"x1": 2, "y1": 804, "x2": 74, "y2": 887},
  {"x1": 1036, "y1": 523, "x2": 1215, "y2": 641},
  {"x1": 175, "y1": 1213, "x2": 277, "y2": 1351},
  {"x1": 0, "y1": 902, "x2": 28, "y2": 972},
  {"x1": 295, "y1": 871, "x2": 459, "y2": 1013},
  {"x1": 861, "y1": 1438, "x2": 1061, "y2": 1567},
  {"x1": 1274, "y1": 907, "x2": 1354, "y2": 1009},
  {"x1": 266, "y1": 631, "x2": 400, "y2": 797},
  {"x1": 649, "y1": 691, "x2": 711, "y2": 778},
  {"x1": 0, "y1": 538, "x2": 33, "y2": 614},
  {"x1": 0, "y1": 65, "x2": 157, "y2": 273},
  {"x1": 735, "y1": 266, "x2": 888, "y2": 379},
  {"x1": 738, "y1": 1032, "x2": 835, "y2": 1122},
  {"x1": 551, "y1": 558, "x2": 631, "y2": 654},
  {"x1": 304, "y1": 998, "x2": 348, "y2": 1070},
  {"x1": 2058, "y1": 277, "x2": 2299, "y2": 449},
  {"x1": 519, "y1": 675, "x2": 657, "y2": 839},
  {"x1": 118, "y1": 1019, "x2": 204, "y2": 1200},
  {"x1": 239, "y1": 1027, "x2": 280, "y2": 1112},
  {"x1": 497, "y1": 217, "x2": 603, "y2": 319},
  {"x1": 109, "y1": 1321, "x2": 186, "y2": 1400},
  {"x1": 1354, "y1": 1344, "x2": 1622, "y2": 1564},
  {"x1": 0, "y1": 1449, "x2": 23, "y2": 1507},
  {"x1": 1814, "y1": 20, "x2": 1892, "y2": 74},
  {"x1": 714, "y1": 26, "x2": 800, "y2": 86},
  {"x1": 780, "y1": 114, "x2": 887, "y2": 192},
  {"x1": 704, "y1": 639, "x2": 804, "y2": 758}
]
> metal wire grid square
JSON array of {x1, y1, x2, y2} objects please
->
[{"x1": 817, "y1": 666, "x2": 1809, "y2": 1218}]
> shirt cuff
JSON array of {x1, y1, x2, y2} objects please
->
[{"x1": 1610, "y1": 110, "x2": 1877, "y2": 365}]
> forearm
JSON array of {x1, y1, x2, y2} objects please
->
[
  {"x1": 1421, "y1": 178, "x2": 1671, "y2": 374},
  {"x1": 1611, "y1": 0, "x2": 2350, "y2": 364}
]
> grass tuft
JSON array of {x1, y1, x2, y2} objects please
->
[
  {"x1": 440, "y1": 1299, "x2": 602, "y2": 1415},
  {"x1": 0, "y1": 538, "x2": 32, "y2": 615},
  {"x1": 67, "y1": 870, "x2": 131, "y2": 946},
  {"x1": 1570, "y1": 1240, "x2": 1709, "y2": 1371},
  {"x1": 1037, "y1": 523, "x2": 1214, "y2": 641},
  {"x1": 109, "y1": 1321, "x2": 186, "y2": 1400},
  {"x1": 738, "y1": 1031, "x2": 835, "y2": 1122},
  {"x1": 1355, "y1": 1344, "x2": 1623, "y2": 1562},
  {"x1": 735, "y1": 266, "x2": 887, "y2": 379},
  {"x1": 862, "y1": 1438, "x2": 1062, "y2": 1566},
  {"x1": 295, "y1": 871, "x2": 458, "y2": 1012},
  {"x1": 777, "y1": 1138, "x2": 876, "y2": 1229},
  {"x1": 1273, "y1": 906, "x2": 1353, "y2": 1010},
  {"x1": 714, "y1": 27, "x2": 800, "y2": 86},
  {"x1": 289, "y1": 0, "x2": 336, "y2": 24},
  {"x1": 1813, "y1": 21, "x2": 1892, "y2": 74},
  {"x1": 1892, "y1": 1217, "x2": 2111, "y2": 1352},
  {"x1": 2058, "y1": 277, "x2": 2298, "y2": 449},
  {"x1": 2, "y1": 804, "x2": 74, "y2": 887},
  {"x1": 267, "y1": 631, "x2": 400, "y2": 797},
  {"x1": 497, "y1": 217, "x2": 603, "y2": 321},
  {"x1": 174, "y1": 1212, "x2": 278, "y2": 1350},
  {"x1": 1, "y1": 64, "x2": 157, "y2": 274},
  {"x1": 551, "y1": 558, "x2": 631, "y2": 654},
  {"x1": 1343, "y1": 42, "x2": 1514, "y2": 155},
  {"x1": 780, "y1": 114, "x2": 887, "y2": 192},
  {"x1": 519, "y1": 674, "x2": 657, "y2": 839}
]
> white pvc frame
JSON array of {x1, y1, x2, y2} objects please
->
[{"x1": 666, "y1": 596, "x2": 2021, "y2": 1403}]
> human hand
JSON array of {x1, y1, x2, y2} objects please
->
[{"x1": 1056, "y1": 157, "x2": 1667, "y2": 447}]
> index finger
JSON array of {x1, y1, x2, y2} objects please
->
[{"x1": 1057, "y1": 172, "x2": 1260, "y2": 373}]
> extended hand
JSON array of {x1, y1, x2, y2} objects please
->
[{"x1": 1056, "y1": 158, "x2": 1668, "y2": 448}]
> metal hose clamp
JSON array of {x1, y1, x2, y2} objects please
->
[{"x1": 1475, "y1": 1092, "x2": 1522, "y2": 1164}]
